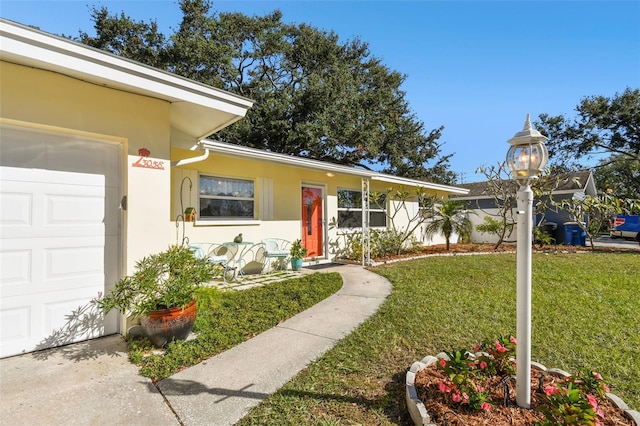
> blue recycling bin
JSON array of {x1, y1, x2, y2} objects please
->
[{"x1": 563, "y1": 222, "x2": 586, "y2": 246}]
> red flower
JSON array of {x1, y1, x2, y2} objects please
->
[
  {"x1": 495, "y1": 341, "x2": 507, "y2": 353},
  {"x1": 509, "y1": 335, "x2": 517, "y2": 345},
  {"x1": 479, "y1": 361, "x2": 488, "y2": 370},
  {"x1": 439, "y1": 359, "x2": 447, "y2": 368},
  {"x1": 544, "y1": 385, "x2": 559, "y2": 396},
  {"x1": 481, "y1": 402, "x2": 491, "y2": 412},
  {"x1": 587, "y1": 394, "x2": 598, "y2": 411},
  {"x1": 438, "y1": 381, "x2": 452, "y2": 393}
]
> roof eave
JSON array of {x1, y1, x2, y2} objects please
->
[
  {"x1": 200, "y1": 139, "x2": 469, "y2": 195},
  {"x1": 0, "y1": 19, "x2": 253, "y2": 144},
  {"x1": 370, "y1": 175, "x2": 469, "y2": 194}
]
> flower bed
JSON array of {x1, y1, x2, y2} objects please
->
[{"x1": 405, "y1": 335, "x2": 639, "y2": 426}]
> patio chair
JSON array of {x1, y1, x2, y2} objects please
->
[
  {"x1": 261, "y1": 238, "x2": 291, "y2": 273},
  {"x1": 189, "y1": 243, "x2": 236, "y2": 283},
  {"x1": 235, "y1": 242, "x2": 268, "y2": 276}
]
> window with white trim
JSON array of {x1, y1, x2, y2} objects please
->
[
  {"x1": 199, "y1": 175, "x2": 255, "y2": 219},
  {"x1": 337, "y1": 189, "x2": 387, "y2": 229}
]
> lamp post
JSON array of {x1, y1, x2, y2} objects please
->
[{"x1": 505, "y1": 114, "x2": 548, "y2": 408}]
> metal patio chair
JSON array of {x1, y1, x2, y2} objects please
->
[
  {"x1": 261, "y1": 238, "x2": 291, "y2": 273},
  {"x1": 189, "y1": 242, "x2": 236, "y2": 283}
]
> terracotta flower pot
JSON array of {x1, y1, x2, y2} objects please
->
[{"x1": 140, "y1": 300, "x2": 197, "y2": 348}]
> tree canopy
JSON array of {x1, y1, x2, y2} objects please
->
[
  {"x1": 78, "y1": 0, "x2": 456, "y2": 184},
  {"x1": 535, "y1": 87, "x2": 640, "y2": 197},
  {"x1": 593, "y1": 154, "x2": 640, "y2": 200}
]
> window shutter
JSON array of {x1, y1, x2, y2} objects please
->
[{"x1": 260, "y1": 178, "x2": 274, "y2": 220}]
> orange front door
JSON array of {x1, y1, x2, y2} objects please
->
[{"x1": 301, "y1": 186, "x2": 323, "y2": 257}]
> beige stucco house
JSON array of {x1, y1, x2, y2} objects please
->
[{"x1": 0, "y1": 19, "x2": 468, "y2": 357}]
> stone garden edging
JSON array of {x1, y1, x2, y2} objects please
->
[{"x1": 405, "y1": 354, "x2": 640, "y2": 426}]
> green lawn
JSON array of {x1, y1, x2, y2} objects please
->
[{"x1": 238, "y1": 252, "x2": 639, "y2": 425}]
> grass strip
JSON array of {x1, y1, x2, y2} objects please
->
[
  {"x1": 126, "y1": 272, "x2": 342, "y2": 380},
  {"x1": 237, "y1": 252, "x2": 639, "y2": 425}
]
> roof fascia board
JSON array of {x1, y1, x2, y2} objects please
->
[
  {"x1": 370, "y1": 175, "x2": 469, "y2": 194},
  {"x1": 461, "y1": 188, "x2": 583, "y2": 199},
  {"x1": 453, "y1": 195, "x2": 494, "y2": 201},
  {"x1": 201, "y1": 139, "x2": 469, "y2": 195},
  {"x1": 552, "y1": 189, "x2": 586, "y2": 196},
  {"x1": 202, "y1": 139, "x2": 377, "y2": 176}
]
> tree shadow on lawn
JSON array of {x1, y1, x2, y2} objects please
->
[{"x1": 275, "y1": 370, "x2": 410, "y2": 424}]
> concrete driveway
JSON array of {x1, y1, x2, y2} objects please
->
[{"x1": 592, "y1": 236, "x2": 640, "y2": 251}]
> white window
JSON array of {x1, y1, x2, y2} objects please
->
[
  {"x1": 337, "y1": 189, "x2": 387, "y2": 229},
  {"x1": 199, "y1": 175, "x2": 255, "y2": 219}
]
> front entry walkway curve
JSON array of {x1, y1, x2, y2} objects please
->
[{"x1": 157, "y1": 263, "x2": 391, "y2": 426}]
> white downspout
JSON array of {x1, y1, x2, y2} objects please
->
[{"x1": 170, "y1": 141, "x2": 209, "y2": 167}]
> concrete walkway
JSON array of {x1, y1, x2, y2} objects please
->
[{"x1": 0, "y1": 264, "x2": 391, "y2": 426}]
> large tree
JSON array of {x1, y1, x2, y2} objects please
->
[
  {"x1": 535, "y1": 88, "x2": 640, "y2": 195},
  {"x1": 77, "y1": 0, "x2": 456, "y2": 184},
  {"x1": 593, "y1": 154, "x2": 640, "y2": 200},
  {"x1": 78, "y1": 7, "x2": 168, "y2": 68}
]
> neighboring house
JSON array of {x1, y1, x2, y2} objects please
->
[
  {"x1": 0, "y1": 19, "x2": 468, "y2": 357},
  {"x1": 454, "y1": 170, "x2": 597, "y2": 245}
]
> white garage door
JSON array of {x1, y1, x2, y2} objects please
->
[{"x1": 0, "y1": 126, "x2": 121, "y2": 358}]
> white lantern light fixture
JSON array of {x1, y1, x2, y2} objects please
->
[
  {"x1": 506, "y1": 114, "x2": 549, "y2": 409},
  {"x1": 506, "y1": 114, "x2": 548, "y2": 183}
]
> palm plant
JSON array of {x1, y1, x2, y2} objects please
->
[{"x1": 422, "y1": 197, "x2": 474, "y2": 250}]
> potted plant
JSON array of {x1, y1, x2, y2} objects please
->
[
  {"x1": 97, "y1": 244, "x2": 215, "y2": 347},
  {"x1": 289, "y1": 239, "x2": 307, "y2": 271}
]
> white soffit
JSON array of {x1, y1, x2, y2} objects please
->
[
  {"x1": 0, "y1": 19, "x2": 254, "y2": 141},
  {"x1": 201, "y1": 139, "x2": 469, "y2": 195}
]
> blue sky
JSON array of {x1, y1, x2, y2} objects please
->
[{"x1": 2, "y1": 0, "x2": 639, "y2": 183}]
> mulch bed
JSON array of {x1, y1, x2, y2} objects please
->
[
  {"x1": 371, "y1": 242, "x2": 638, "y2": 263},
  {"x1": 414, "y1": 363, "x2": 633, "y2": 426}
]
